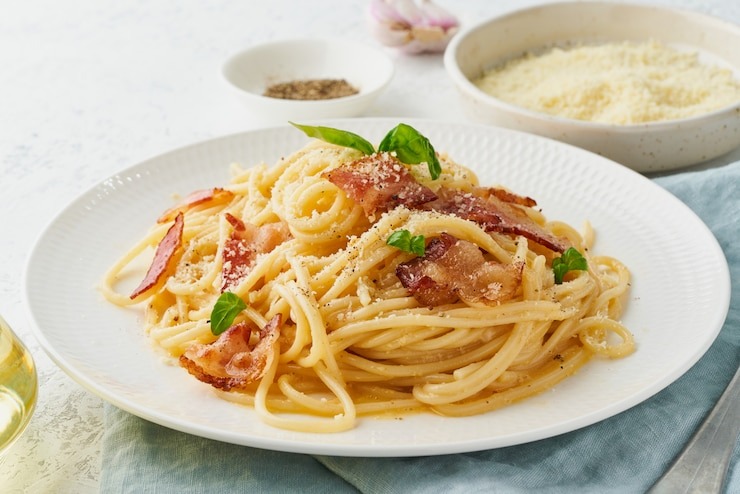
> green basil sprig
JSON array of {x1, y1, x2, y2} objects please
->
[
  {"x1": 386, "y1": 229, "x2": 426, "y2": 256},
  {"x1": 291, "y1": 122, "x2": 441, "y2": 180},
  {"x1": 210, "y1": 292, "x2": 247, "y2": 335},
  {"x1": 552, "y1": 247, "x2": 588, "y2": 284},
  {"x1": 377, "y1": 123, "x2": 441, "y2": 180},
  {"x1": 290, "y1": 122, "x2": 375, "y2": 155}
]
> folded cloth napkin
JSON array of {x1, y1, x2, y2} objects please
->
[{"x1": 101, "y1": 162, "x2": 740, "y2": 494}]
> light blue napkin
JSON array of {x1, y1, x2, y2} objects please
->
[{"x1": 101, "y1": 162, "x2": 740, "y2": 494}]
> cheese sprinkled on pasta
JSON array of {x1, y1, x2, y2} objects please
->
[{"x1": 100, "y1": 138, "x2": 635, "y2": 432}]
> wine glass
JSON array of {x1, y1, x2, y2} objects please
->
[{"x1": 0, "y1": 315, "x2": 38, "y2": 454}]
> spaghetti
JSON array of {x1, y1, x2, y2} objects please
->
[{"x1": 100, "y1": 124, "x2": 634, "y2": 432}]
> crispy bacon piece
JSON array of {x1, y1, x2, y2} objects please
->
[
  {"x1": 221, "y1": 213, "x2": 290, "y2": 291},
  {"x1": 323, "y1": 153, "x2": 437, "y2": 217},
  {"x1": 158, "y1": 188, "x2": 234, "y2": 223},
  {"x1": 130, "y1": 212, "x2": 184, "y2": 299},
  {"x1": 179, "y1": 314, "x2": 282, "y2": 391},
  {"x1": 396, "y1": 233, "x2": 524, "y2": 307},
  {"x1": 422, "y1": 187, "x2": 568, "y2": 253},
  {"x1": 481, "y1": 187, "x2": 537, "y2": 208}
]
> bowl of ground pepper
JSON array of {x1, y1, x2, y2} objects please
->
[{"x1": 222, "y1": 38, "x2": 394, "y2": 124}]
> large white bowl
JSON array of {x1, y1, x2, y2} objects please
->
[
  {"x1": 444, "y1": 1, "x2": 740, "y2": 173},
  {"x1": 222, "y1": 38, "x2": 394, "y2": 124}
]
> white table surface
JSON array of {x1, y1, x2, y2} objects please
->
[{"x1": 2, "y1": 0, "x2": 739, "y2": 492}]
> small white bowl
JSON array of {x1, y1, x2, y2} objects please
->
[
  {"x1": 222, "y1": 38, "x2": 394, "y2": 124},
  {"x1": 444, "y1": 2, "x2": 740, "y2": 173}
]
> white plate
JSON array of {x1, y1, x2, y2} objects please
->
[{"x1": 23, "y1": 119, "x2": 730, "y2": 457}]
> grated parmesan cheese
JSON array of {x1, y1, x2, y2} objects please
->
[{"x1": 474, "y1": 40, "x2": 740, "y2": 124}]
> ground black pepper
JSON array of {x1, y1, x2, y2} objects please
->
[{"x1": 263, "y1": 78, "x2": 359, "y2": 100}]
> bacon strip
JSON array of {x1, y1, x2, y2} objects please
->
[
  {"x1": 158, "y1": 188, "x2": 234, "y2": 223},
  {"x1": 396, "y1": 233, "x2": 523, "y2": 307},
  {"x1": 422, "y1": 187, "x2": 568, "y2": 253},
  {"x1": 130, "y1": 212, "x2": 184, "y2": 299},
  {"x1": 221, "y1": 213, "x2": 290, "y2": 291},
  {"x1": 179, "y1": 314, "x2": 282, "y2": 391},
  {"x1": 323, "y1": 153, "x2": 437, "y2": 217},
  {"x1": 482, "y1": 187, "x2": 537, "y2": 208}
]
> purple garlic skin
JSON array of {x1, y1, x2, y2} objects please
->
[{"x1": 367, "y1": 0, "x2": 459, "y2": 54}]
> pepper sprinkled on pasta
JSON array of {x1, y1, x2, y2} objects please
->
[{"x1": 100, "y1": 123, "x2": 634, "y2": 433}]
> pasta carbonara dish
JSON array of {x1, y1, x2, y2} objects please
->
[{"x1": 100, "y1": 123, "x2": 634, "y2": 433}]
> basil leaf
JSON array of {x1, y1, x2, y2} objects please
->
[
  {"x1": 552, "y1": 247, "x2": 588, "y2": 284},
  {"x1": 290, "y1": 122, "x2": 375, "y2": 156},
  {"x1": 210, "y1": 291, "x2": 247, "y2": 335},
  {"x1": 377, "y1": 123, "x2": 442, "y2": 180},
  {"x1": 409, "y1": 234, "x2": 426, "y2": 256},
  {"x1": 562, "y1": 247, "x2": 588, "y2": 271},
  {"x1": 552, "y1": 261, "x2": 570, "y2": 285},
  {"x1": 387, "y1": 229, "x2": 426, "y2": 256}
]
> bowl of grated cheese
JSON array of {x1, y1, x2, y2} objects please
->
[{"x1": 444, "y1": 1, "x2": 740, "y2": 173}]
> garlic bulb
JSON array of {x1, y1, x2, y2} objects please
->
[{"x1": 367, "y1": 0, "x2": 459, "y2": 54}]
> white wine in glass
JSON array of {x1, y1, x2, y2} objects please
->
[{"x1": 0, "y1": 315, "x2": 38, "y2": 453}]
